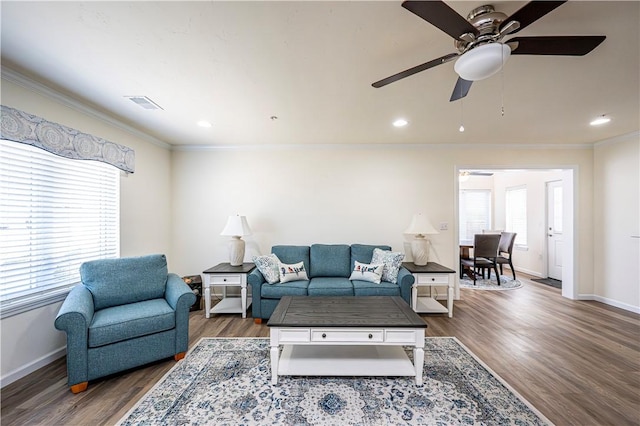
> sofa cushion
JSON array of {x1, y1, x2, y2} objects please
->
[
  {"x1": 310, "y1": 244, "x2": 351, "y2": 278},
  {"x1": 272, "y1": 246, "x2": 310, "y2": 275},
  {"x1": 352, "y1": 280, "x2": 402, "y2": 297},
  {"x1": 81, "y1": 254, "x2": 168, "y2": 310},
  {"x1": 261, "y1": 280, "x2": 310, "y2": 299},
  {"x1": 349, "y1": 261, "x2": 384, "y2": 284},
  {"x1": 350, "y1": 244, "x2": 392, "y2": 271},
  {"x1": 88, "y1": 298, "x2": 175, "y2": 348},
  {"x1": 279, "y1": 261, "x2": 309, "y2": 283},
  {"x1": 308, "y1": 277, "x2": 354, "y2": 296}
]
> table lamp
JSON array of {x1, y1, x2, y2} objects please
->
[
  {"x1": 220, "y1": 215, "x2": 252, "y2": 266},
  {"x1": 404, "y1": 213, "x2": 438, "y2": 266}
]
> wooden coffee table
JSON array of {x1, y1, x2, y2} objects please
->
[{"x1": 267, "y1": 296, "x2": 427, "y2": 385}]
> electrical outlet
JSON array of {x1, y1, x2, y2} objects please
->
[{"x1": 439, "y1": 222, "x2": 448, "y2": 231}]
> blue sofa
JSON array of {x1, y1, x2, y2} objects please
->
[
  {"x1": 249, "y1": 244, "x2": 414, "y2": 322},
  {"x1": 54, "y1": 254, "x2": 196, "y2": 393}
]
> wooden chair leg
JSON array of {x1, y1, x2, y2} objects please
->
[
  {"x1": 254, "y1": 318, "x2": 262, "y2": 324},
  {"x1": 174, "y1": 352, "x2": 186, "y2": 361},
  {"x1": 509, "y1": 261, "x2": 516, "y2": 280},
  {"x1": 70, "y1": 382, "x2": 88, "y2": 394}
]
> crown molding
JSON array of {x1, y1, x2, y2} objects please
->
[
  {"x1": 593, "y1": 131, "x2": 640, "y2": 148},
  {"x1": 1, "y1": 67, "x2": 171, "y2": 150},
  {"x1": 171, "y1": 142, "x2": 595, "y2": 152}
]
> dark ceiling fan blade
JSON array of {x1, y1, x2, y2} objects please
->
[
  {"x1": 450, "y1": 77, "x2": 473, "y2": 102},
  {"x1": 402, "y1": 1, "x2": 479, "y2": 40},
  {"x1": 510, "y1": 36, "x2": 606, "y2": 56},
  {"x1": 500, "y1": 1, "x2": 567, "y2": 34},
  {"x1": 372, "y1": 53, "x2": 458, "y2": 88}
]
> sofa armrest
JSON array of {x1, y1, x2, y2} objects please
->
[
  {"x1": 248, "y1": 269, "x2": 266, "y2": 319},
  {"x1": 54, "y1": 285, "x2": 95, "y2": 386},
  {"x1": 397, "y1": 267, "x2": 415, "y2": 305}
]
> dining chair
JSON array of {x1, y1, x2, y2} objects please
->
[
  {"x1": 496, "y1": 232, "x2": 517, "y2": 280},
  {"x1": 459, "y1": 233, "x2": 501, "y2": 285}
]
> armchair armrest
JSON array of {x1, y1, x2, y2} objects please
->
[
  {"x1": 248, "y1": 269, "x2": 266, "y2": 319},
  {"x1": 55, "y1": 285, "x2": 94, "y2": 333},
  {"x1": 165, "y1": 273, "x2": 196, "y2": 354},
  {"x1": 165, "y1": 273, "x2": 196, "y2": 310},
  {"x1": 54, "y1": 285, "x2": 95, "y2": 386},
  {"x1": 397, "y1": 267, "x2": 415, "y2": 305}
]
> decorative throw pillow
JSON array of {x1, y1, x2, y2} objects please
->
[
  {"x1": 349, "y1": 261, "x2": 384, "y2": 284},
  {"x1": 252, "y1": 253, "x2": 281, "y2": 284},
  {"x1": 279, "y1": 261, "x2": 309, "y2": 283},
  {"x1": 370, "y1": 248, "x2": 405, "y2": 284}
]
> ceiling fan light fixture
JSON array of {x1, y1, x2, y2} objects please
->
[{"x1": 454, "y1": 43, "x2": 511, "y2": 81}]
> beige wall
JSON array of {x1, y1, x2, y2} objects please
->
[
  {"x1": 170, "y1": 147, "x2": 594, "y2": 298},
  {"x1": 594, "y1": 135, "x2": 640, "y2": 310},
  {"x1": 0, "y1": 77, "x2": 173, "y2": 384}
]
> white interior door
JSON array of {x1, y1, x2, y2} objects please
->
[{"x1": 547, "y1": 180, "x2": 563, "y2": 280}]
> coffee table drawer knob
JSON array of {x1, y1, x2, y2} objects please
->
[
  {"x1": 368, "y1": 334, "x2": 373, "y2": 339},
  {"x1": 322, "y1": 333, "x2": 326, "y2": 338}
]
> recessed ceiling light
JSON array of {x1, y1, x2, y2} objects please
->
[
  {"x1": 393, "y1": 118, "x2": 408, "y2": 127},
  {"x1": 590, "y1": 115, "x2": 611, "y2": 126},
  {"x1": 197, "y1": 120, "x2": 212, "y2": 128}
]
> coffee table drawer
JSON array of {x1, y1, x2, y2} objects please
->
[
  {"x1": 278, "y1": 329, "x2": 311, "y2": 342},
  {"x1": 311, "y1": 329, "x2": 384, "y2": 342},
  {"x1": 385, "y1": 329, "x2": 420, "y2": 344}
]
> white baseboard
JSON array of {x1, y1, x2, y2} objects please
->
[
  {"x1": 0, "y1": 346, "x2": 66, "y2": 388},
  {"x1": 577, "y1": 294, "x2": 640, "y2": 314},
  {"x1": 513, "y1": 267, "x2": 543, "y2": 278}
]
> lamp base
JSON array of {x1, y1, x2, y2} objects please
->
[
  {"x1": 411, "y1": 237, "x2": 430, "y2": 266},
  {"x1": 228, "y1": 237, "x2": 245, "y2": 266}
]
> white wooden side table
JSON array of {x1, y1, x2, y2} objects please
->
[
  {"x1": 402, "y1": 262, "x2": 456, "y2": 318},
  {"x1": 202, "y1": 263, "x2": 255, "y2": 319}
]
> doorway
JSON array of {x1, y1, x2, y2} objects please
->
[{"x1": 456, "y1": 167, "x2": 575, "y2": 299}]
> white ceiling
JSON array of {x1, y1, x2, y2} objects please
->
[{"x1": 2, "y1": 1, "x2": 638, "y2": 147}]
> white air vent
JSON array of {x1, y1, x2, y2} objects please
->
[{"x1": 125, "y1": 96, "x2": 163, "y2": 110}]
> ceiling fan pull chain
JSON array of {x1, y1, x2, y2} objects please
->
[{"x1": 500, "y1": 46, "x2": 505, "y2": 116}]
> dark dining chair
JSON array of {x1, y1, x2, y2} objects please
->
[
  {"x1": 460, "y1": 233, "x2": 501, "y2": 285},
  {"x1": 496, "y1": 232, "x2": 517, "y2": 280}
]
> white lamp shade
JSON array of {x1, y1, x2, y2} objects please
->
[
  {"x1": 454, "y1": 43, "x2": 511, "y2": 81},
  {"x1": 404, "y1": 213, "x2": 438, "y2": 236},
  {"x1": 220, "y1": 215, "x2": 252, "y2": 237}
]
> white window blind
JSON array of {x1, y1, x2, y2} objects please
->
[
  {"x1": 506, "y1": 186, "x2": 527, "y2": 246},
  {"x1": 0, "y1": 139, "x2": 119, "y2": 318},
  {"x1": 459, "y1": 189, "x2": 491, "y2": 244}
]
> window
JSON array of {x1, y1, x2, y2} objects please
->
[
  {"x1": 506, "y1": 186, "x2": 527, "y2": 247},
  {"x1": 459, "y1": 189, "x2": 491, "y2": 243},
  {"x1": 0, "y1": 140, "x2": 120, "y2": 318}
]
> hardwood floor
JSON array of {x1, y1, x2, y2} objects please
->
[{"x1": 2, "y1": 275, "x2": 639, "y2": 425}]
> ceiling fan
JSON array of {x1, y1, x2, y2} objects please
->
[{"x1": 372, "y1": 1, "x2": 606, "y2": 101}]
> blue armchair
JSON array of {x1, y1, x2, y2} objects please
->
[{"x1": 54, "y1": 254, "x2": 195, "y2": 393}]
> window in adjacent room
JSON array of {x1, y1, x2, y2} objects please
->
[
  {"x1": 505, "y1": 185, "x2": 528, "y2": 247},
  {"x1": 0, "y1": 139, "x2": 120, "y2": 318},
  {"x1": 459, "y1": 189, "x2": 492, "y2": 244}
]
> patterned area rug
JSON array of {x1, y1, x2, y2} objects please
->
[
  {"x1": 460, "y1": 274, "x2": 523, "y2": 290},
  {"x1": 118, "y1": 337, "x2": 551, "y2": 425}
]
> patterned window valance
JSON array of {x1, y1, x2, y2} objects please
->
[{"x1": 0, "y1": 105, "x2": 135, "y2": 173}]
